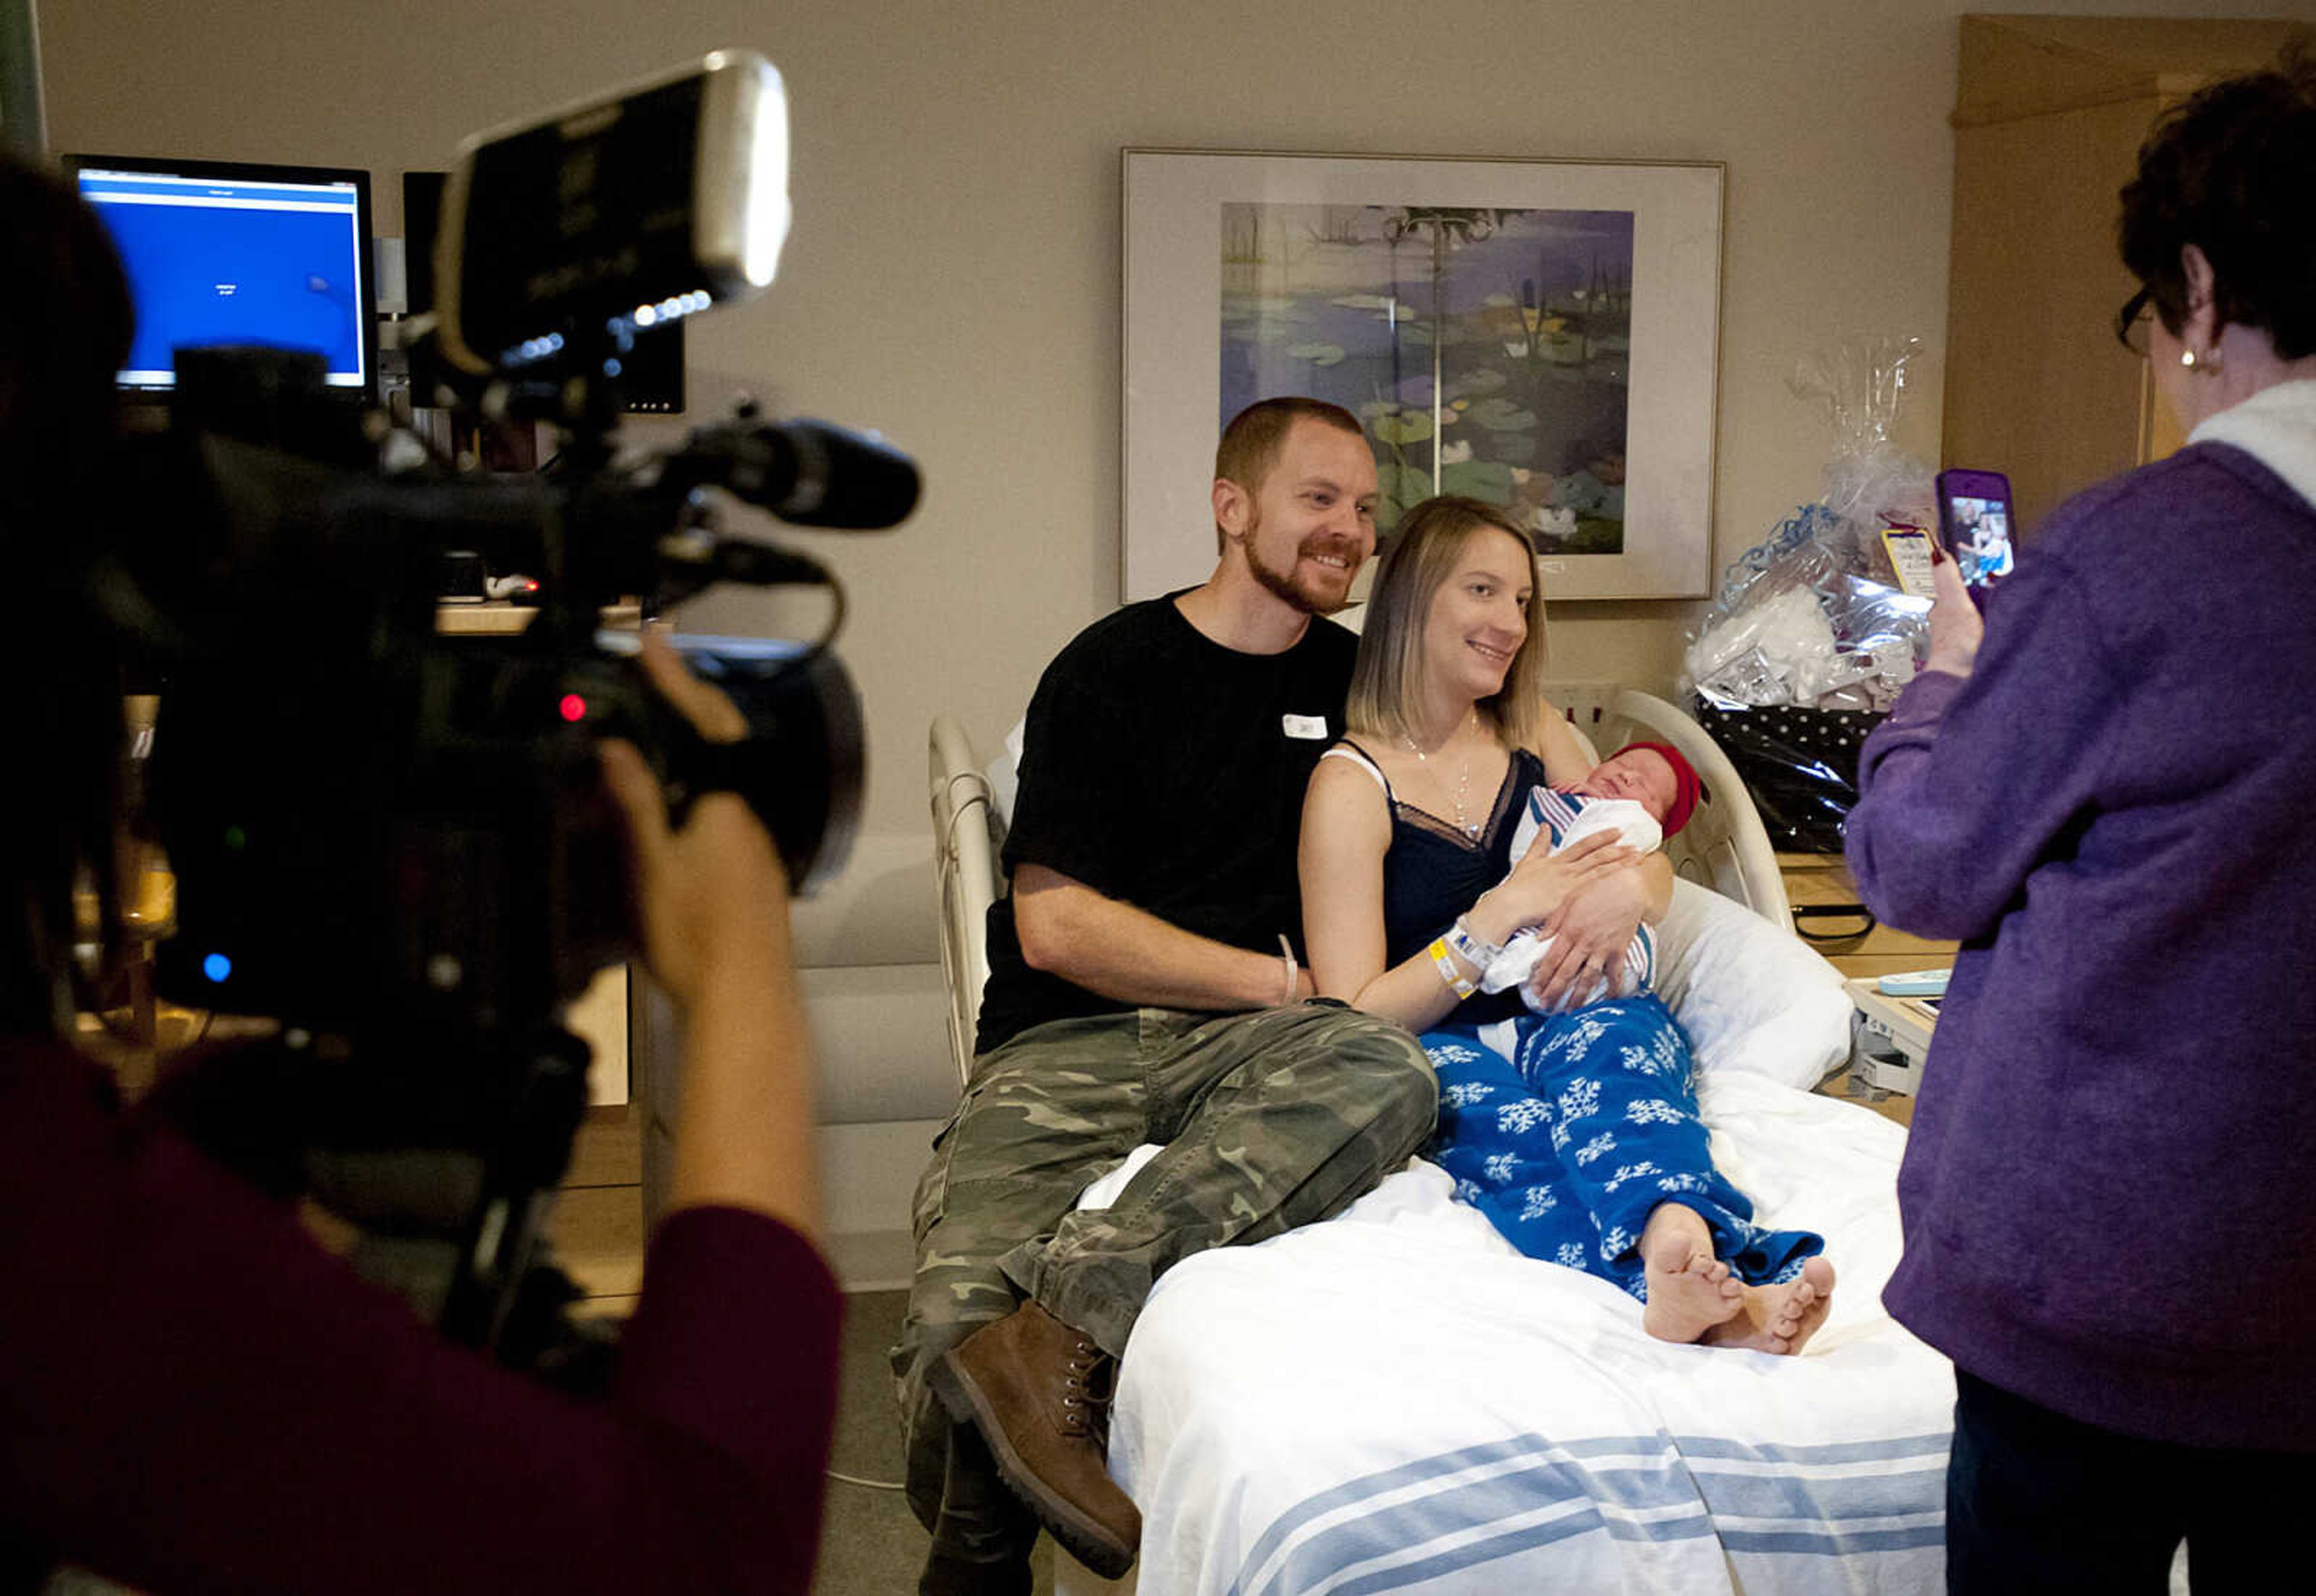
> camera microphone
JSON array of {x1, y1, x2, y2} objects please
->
[{"x1": 691, "y1": 416, "x2": 921, "y2": 530}]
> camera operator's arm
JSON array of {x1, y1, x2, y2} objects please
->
[{"x1": 600, "y1": 636, "x2": 820, "y2": 1240}]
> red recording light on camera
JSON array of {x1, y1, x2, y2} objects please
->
[{"x1": 558, "y1": 693, "x2": 587, "y2": 724}]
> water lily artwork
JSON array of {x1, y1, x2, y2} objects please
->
[
  {"x1": 1125, "y1": 152, "x2": 1722, "y2": 602},
  {"x1": 1220, "y1": 204, "x2": 1636, "y2": 554}
]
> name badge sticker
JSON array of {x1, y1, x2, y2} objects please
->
[{"x1": 1282, "y1": 713, "x2": 1329, "y2": 740}]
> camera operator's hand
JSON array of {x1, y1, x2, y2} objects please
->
[
  {"x1": 600, "y1": 630, "x2": 823, "y2": 1240},
  {"x1": 600, "y1": 633, "x2": 788, "y2": 1006}
]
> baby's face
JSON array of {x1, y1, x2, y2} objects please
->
[{"x1": 1573, "y1": 748, "x2": 1678, "y2": 822}]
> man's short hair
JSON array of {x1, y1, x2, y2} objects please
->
[{"x1": 1211, "y1": 398, "x2": 1365, "y2": 550}]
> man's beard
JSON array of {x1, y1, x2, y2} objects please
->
[{"x1": 1245, "y1": 506, "x2": 1357, "y2": 616}]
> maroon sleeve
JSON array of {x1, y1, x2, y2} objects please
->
[{"x1": 0, "y1": 1041, "x2": 841, "y2": 1596}]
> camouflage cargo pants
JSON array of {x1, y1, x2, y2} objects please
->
[{"x1": 890, "y1": 999, "x2": 1435, "y2": 1553}]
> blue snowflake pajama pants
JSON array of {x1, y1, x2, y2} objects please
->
[{"x1": 1422, "y1": 994, "x2": 1822, "y2": 1299}]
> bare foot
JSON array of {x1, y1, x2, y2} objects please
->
[
  {"x1": 1704, "y1": 1256, "x2": 1837, "y2": 1355},
  {"x1": 1640, "y1": 1205, "x2": 1744, "y2": 1343}
]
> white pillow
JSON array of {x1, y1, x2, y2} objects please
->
[{"x1": 1651, "y1": 877, "x2": 1853, "y2": 1089}]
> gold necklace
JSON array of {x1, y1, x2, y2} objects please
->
[{"x1": 1402, "y1": 708, "x2": 1481, "y2": 837}]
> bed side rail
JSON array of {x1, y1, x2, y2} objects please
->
[{"x1": 929, "y1": 716, "x2": 1001, "y2": 1087}]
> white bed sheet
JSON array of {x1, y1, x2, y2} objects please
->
[{"x1": 1109, "y1": 1072, "x2": 1952, "y2": 1596}]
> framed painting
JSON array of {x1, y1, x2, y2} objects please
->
[{"x1": 1122, "y1": 149, "x2": 1724, "y2": 602}]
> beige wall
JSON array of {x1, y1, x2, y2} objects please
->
[{"x1": 40, "y1": 0, "x2": 2269, "y2": 839}]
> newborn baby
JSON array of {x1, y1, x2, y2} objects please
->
[{"x1": 1481, "y1": 741, "x2": 1701, "y2": 1011}]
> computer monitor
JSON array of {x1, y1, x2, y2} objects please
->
[
  {"x1": 66, "y1": 153, "x2": 380, "y2": 403},
  {"x1": 403, "y1": 169, "x2": 685, "y2": 415}
]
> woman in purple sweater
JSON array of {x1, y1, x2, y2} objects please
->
[
  {"x1": 1, "y1": 155, "x2": 840, "y2": 1593},
  {"x1": 1845, "y1": 50, "x2": 2316, "y2": 1595}
]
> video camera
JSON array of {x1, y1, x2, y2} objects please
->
[{"x1": 89, "y1": 51, "x2": 917, "y2": 1358}]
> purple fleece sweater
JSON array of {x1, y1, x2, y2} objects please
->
[{"x1": 1847, "y1": 440, "x2": 2316, "y2": 1452}]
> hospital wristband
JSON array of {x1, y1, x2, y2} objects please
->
[
  {"x1": 1444, "y1": 915, "x2": 1502, "y2": 972},
  {"x1": 1428, "y1": 938, "x2": 1478, "y2": 1000}
]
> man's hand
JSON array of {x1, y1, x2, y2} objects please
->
[{"x1": 1014, "y1": 863, "x2": 1297, "y2": 1012}]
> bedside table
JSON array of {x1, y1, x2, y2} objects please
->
[
  {"x1": 1774, "y1": 854, "x2": 1951, "y2": 1126},
  {"x1": 1819, "y1": 976, "x2": 1950, "y2": 1128},
  {"x1": 1848, "y1": 977, "x2": 1938, "y2": 1081}
]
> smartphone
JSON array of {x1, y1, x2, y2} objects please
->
[{"x1": 1934, "y1": 468, "x2": 2016, "y2": 605}]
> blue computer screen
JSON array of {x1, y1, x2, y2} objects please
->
[{"x1": 75, "y1": 165, "x2": 371, "y2": 393}]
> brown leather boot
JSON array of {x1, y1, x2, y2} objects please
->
[{"x1": 930, "y1": 1301, "x2": 1141, "y2": 1579}]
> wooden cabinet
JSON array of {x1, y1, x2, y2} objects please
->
[
  {"x1": 1941, "y1": 15, "x2": 2300, "y2": 535},
  {"x1": 1776, "y1": 851, "x2": 1957, "y2": 982}
]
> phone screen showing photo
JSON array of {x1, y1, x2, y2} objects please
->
[{"x1": 1944, "y1": 492, "x2": 2015, "y2": 591}]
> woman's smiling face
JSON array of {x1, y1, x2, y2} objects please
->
[{"x1": 1421, "y1": 526, "x2": 1534, "y2": 703}]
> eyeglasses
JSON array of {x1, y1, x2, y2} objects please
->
[{"x1": 2115, "y1": 286, "x2": 2154, "y2": 356}]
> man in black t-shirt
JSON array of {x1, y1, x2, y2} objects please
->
[
  {"x1": 897, "y1": 400, "x2": 1438, "y2": 1592},
  {"x1": 969, "y1": 595, "x2": 1361, "y2": 1054}
]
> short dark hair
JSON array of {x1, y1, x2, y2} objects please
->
[
  {"x1": 2117, "y1": 37, "x2": 2316, "y2": 359},
  {"x1": 1211, "y1": 397, "x2": 1365, "y2": 552},
  {"x1": 1213, "y1": 396, "x2": 1364, "y2": 491}
]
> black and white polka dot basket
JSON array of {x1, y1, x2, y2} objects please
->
[{"x1": 1690, "y1": 699, "x2": 1888, "y2": 854}]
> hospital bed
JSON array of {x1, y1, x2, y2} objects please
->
[{"x1": 928, "y1": 684, "x2": 1954, "y2": 1596}]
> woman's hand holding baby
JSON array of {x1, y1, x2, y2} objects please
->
[
  {"x1": 1524, "y1": 860, "x2": 1654, "y2": 1008},
  {"x1": 1466, "y1": 830, "x2": 1636, "y2": 950}
]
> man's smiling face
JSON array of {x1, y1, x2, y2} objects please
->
[{"x1": 1236, "y1": 417, "x2": 1379, "y2": 616}]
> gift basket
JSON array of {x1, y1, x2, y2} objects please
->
[{"x1": 1683, "y1": 338, "x2": 1935, "y2": 853}]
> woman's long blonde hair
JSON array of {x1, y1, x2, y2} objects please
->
[{"x1": 1346, "y1": 495, "x2": 1549, "y2": 752}]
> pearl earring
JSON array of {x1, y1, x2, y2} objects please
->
[{"x1": 2181, "y1": 345, "x2": 2224, "y2": 376}]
